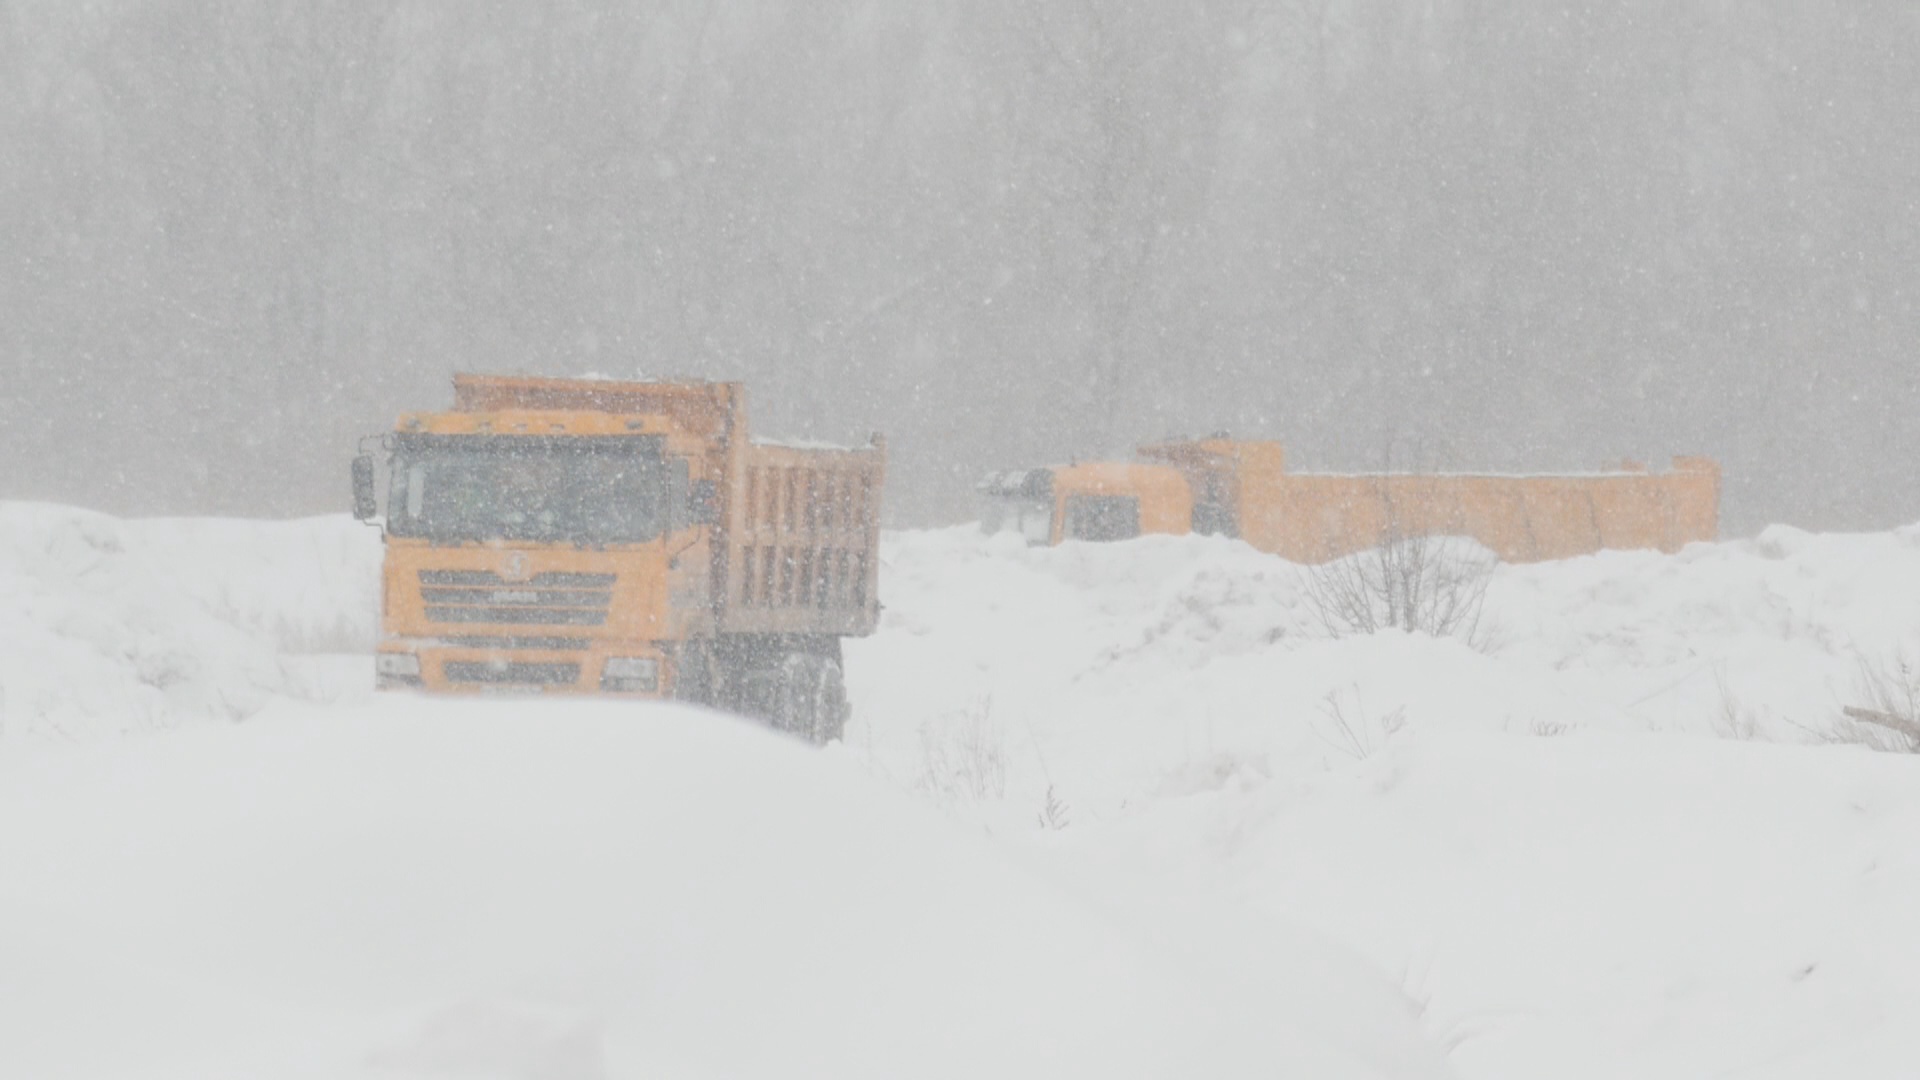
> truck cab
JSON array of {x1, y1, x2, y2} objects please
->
[{"x1": 978, "y1": 461, "x2": 1191, "y2": 545}]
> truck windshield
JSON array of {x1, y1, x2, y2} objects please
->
[
  {"x1": 386, "y1": 434, "x2": 669, "y2": 545},
  {"x1": 980, "y1": 495, "x2": 1054, "y2": 545}
]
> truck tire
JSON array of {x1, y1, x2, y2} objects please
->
[
  {"x1": 773, "y1": 652, "x2": 848, "y2": 745},
  {"x1": 672, "y1": 641, "x2": 716, "y2": 706}
]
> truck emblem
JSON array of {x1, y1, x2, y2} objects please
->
[{"x1": 502, "y1": 553, "x2": 530, "y2": 581}]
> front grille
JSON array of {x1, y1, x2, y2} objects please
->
[
  {"x1": 425, "y1": 606, "x2": 607, "y2": 626},
  {"x1": 437, "y1": 635, "x2": 592, "y2": 651},
  {"x1": 421, "y1": 587, "x2": 613, "y2": 606},
  {"x1": 421, "y1": 570, "x2": 616, "y2": 587},
  {"x1": 419, "y1": 569, "x2": 615, "y2": 627},
  {"x1": 443, "y1": 660, "x2": 581, "y2": 686}
]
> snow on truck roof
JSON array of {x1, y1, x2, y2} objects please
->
[
  {"x1": 752, "y1": 436, "x2": 869, "y2": 452},
  {"x1": 1286, "y1": 465, "x2": 1715, "y2": 479},
  {"x1": 1289, "y1": 470, "x2": 1640, "y2": 479}
]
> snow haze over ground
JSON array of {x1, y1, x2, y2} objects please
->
[{"x1": 5, "y1": 503, "x2": 1920, "y2": 1077}]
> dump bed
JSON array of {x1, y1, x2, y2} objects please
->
[
  {"x1": 720, "y1": 437, "x2": 885, "y2": 637},
  {"x1": 1143, "y1": 436, "x2": 1718, "y2": 563},
  {"x1": 451, "y1": 372, "x2": 742, "y2": 481}
]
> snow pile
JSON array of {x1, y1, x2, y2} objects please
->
[
  {"x1": 1490, "y1": 523, "x2": 1920, "y2": 733},
  {"x1": 0, "y1": 503, "x2": 378, "y2": 740},
  {"x1": 1068, "y1": 729, "x2": 1920, "y2": 1079},
  {"x1": 121, "y1": 511, "x2": 380, "y2": 654},
  {"x1": 847, "y1": 525, "x2": 1920, "y2": 1078},
  {"x1": 848, "y1": 524, "x2": 1920, "y2": 821},
  {"x1": 0, "y1": 699, "x2": 1449, "y2": 1079}
]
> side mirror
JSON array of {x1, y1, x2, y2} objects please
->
[
  {"x1": 351, "y1": 455, "x2": 378, "y2": 522},
  {"x1": 688, "y1": 478, "x2": 720, "y2": 527}
]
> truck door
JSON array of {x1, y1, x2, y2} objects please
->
[{"x1": 1191, "y1": 473, "x2": 1237, "y2": 537}]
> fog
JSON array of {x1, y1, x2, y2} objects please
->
[{"x1": 2, "y1": 0, "x2": 1915, "y2": 534}]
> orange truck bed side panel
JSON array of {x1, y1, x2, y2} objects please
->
[
  {"x1": 452, "y1": 373, "x2": 739, "y2": 441},
  {"x1": 1241, "y1": 455, "x2": 1717, "y2": 564},
  {"x1": 1145, "y1": 438, "x2": 1718, "y2": 564},
  {"x1": 722, "y1": 438, "x2": 885, "y2": 637}
]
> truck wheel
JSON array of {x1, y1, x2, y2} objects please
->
[
  {"x1": 672, "y1": 642, "x2": 716, "y2": 706},
  {"x1": 774, "y1": 653, "x2": 848, "y2": 744}
]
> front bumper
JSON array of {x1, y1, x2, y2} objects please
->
[{"x1": 375, "y1": 640, "x2": 673, "y2": 696}]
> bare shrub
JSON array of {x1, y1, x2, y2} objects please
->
[
  {"x1": 1712, "y1": 672, "x2": 1763, "y2": 741},
  {"x1": 1036, "y1": 785, "x2": 1071, "y2": 830},
  {"x1": 918, "y1": 696, "x2": 1008, "y2": 802},
  {"x1": 1304, "y1": 528, "x2": 1493, "y2": 644},
  {"x1": 1829, "y1": 651, "x2": 1920, "y2": 753},
  {"x1": 1399, "y1": 953, "x2": 1492, "y2": 1058},
  {"x1": 1314, "y1": 687, "x2": 1406, "y2": 761}
]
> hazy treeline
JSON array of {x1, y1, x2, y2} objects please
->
[{"x1": 2, "y1": 0, "x2": 1916, "y2": 531}]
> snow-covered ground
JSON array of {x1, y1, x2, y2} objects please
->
[
  {"x1": 0, "y1": 503, "x2": 374, "y2": 741},
  {"x1": 1, "y1": 699, "x2": 1453, "y2": 1079},
  {"x1": 4, "y1": 502, "x2": 1920, "y2": 1077},
  {"x1": 848, "y1": 526, "x2": 1920, "y2": 1079}
]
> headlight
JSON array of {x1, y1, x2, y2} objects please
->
[
  {"x1": 603, "y1": 657, "x2": 658, "y2": 681},
  {"x1": 375, "y1": 652, "x2": 421, "y2": 677},
  {"x1": 601, "y1": 656, "x2": 659, "y2": 692}
]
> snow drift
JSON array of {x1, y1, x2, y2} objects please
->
[
  {"x1": 847, "y1": 525, "x2": 1920, "y2": 1078},
  {"x1": 848, "y1": 524, "x2": 1920, "y2": 821},
  {"x1": 0, "y1": 503, "x2": 377, "y2": 740},
  {"x1": 0, "y1": 699, "x2": 1447, "y2": 1079}
]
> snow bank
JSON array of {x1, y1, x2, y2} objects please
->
[
  {"x1": 12, "y1": 501, "x2": 1920, "y2": 1076},
  {"x1": 847, "y1": 524, "x2": 1920, "y2": 1078},
  {"x1": 847, "y1": 524, "x2": 1920, "y2": 822},
  {"x1": 0, "y1": 698, "x2": 1448, "y2": 1079},
  {"x1": 0, "y1": 502, "x2": 379, "y2": 740},
  {"x1": 1067, "y1": 730, "x2": 1920, "y2": 1080},
  {"x1": 121, "y1": 511, "x2": 380, "y2": 654}
]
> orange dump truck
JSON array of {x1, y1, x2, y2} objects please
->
[
  {"x1": 981, "y1": 438, "x2": 1718, "y2": 563},
  {"x1": 352, "y1": 373, "x2": 884, "y2": 741}
]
